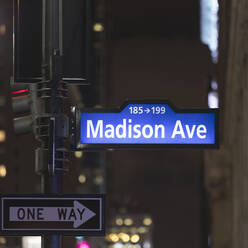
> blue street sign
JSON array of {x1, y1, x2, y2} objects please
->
[{"x1": 70, "y1": 101, "x2": 219, "y2": 150}]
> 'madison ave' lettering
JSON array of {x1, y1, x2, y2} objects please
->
[
  {"x1": 87, "y1": 119, "x2": 165, "y2": 139},
  {"x1": 86, "y1": 119, "x2": 207, "y2": 139},
  {"x1": 171, "y1": 120, "x2": 207, "y2": 139}
]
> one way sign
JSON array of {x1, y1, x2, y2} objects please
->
[{"x1": 0, "y1": 195, "x2": 105, "y2": 236}]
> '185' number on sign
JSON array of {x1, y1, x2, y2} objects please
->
[{"x1": 129, "y1": 106, "x2": 143, "y2": 114}]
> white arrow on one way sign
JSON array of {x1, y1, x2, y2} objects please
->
[{"x1": 9, "y1": 201, "x2": 96, "y2": 228}]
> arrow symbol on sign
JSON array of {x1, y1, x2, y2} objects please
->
[
  {"x1": 9, "y1": 201, "x2": 96, "y2": 228},
  {"x1": 144, "y1": 108, "x2": 150, "y2": 114}
]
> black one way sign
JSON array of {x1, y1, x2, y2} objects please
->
[{"x1": 0, "y1": 195, "x2": 105, "y2": 236}]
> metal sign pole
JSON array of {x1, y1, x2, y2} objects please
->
[{"x1": 40, "y1": 0, "x2": 65, "y2": 247}]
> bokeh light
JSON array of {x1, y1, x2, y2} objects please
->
[{"x1": 77, "y1": 241, "x2": 90, "y2": 248}]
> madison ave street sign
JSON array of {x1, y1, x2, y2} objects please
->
[
  {"x1": 0, "y1": 195, "x2": 105, "y2": 235},
  {"x1": 70, "y1": 100, "x2": 219, "y2": 150}
]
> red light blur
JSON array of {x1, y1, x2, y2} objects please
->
[{"x1": 12, "y1": 89, "x2": 29, "y2": 95}]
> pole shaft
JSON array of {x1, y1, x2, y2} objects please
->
[
  {"x1": 41, "y1": 172, "x2": 62, "y2": 248},
  {"x1": 41, "y1": 0, "x2": 63, "y2": 247}
]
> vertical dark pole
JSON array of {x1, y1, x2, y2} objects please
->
[{"x1": 41, "y1": 0, "x2": 63, "y2": 247}]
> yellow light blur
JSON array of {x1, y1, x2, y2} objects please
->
[
  {"x1": 121, "y1": 227, "x2": 128, "y2": 233},
  {"x1": 94, "y1": 176, "x2": 103, "y2": 185},
  {"x1": 116, "y1": 218, "x2": 123, "y2": 226},
  {"x1": 0, "y1": 165, "x2": 7, "y2": 178},
  {"x1": 130, "y1": 227, "x2": 138, "y2": 233},
  {"x1": 74, "y1": 151, "x2": 83, "y2": 158},
  {"x1": 93, "y1": 23, "x2": 104, "y2": 32},
  {"x1": 0, "y1": 24, "x2": 6, "y2": 35},
  {"x1": 78, "y1": 174, "x2": 86, "y2": 184},
  {"x1": 126, "y1": 244, "x2": 133, "y2": 248},
  {"x1": 124, "y1": 218, "x2": 133, "y2": 226},
  {"x1": 143, "y1": 217, "x2": 152, "y2": 226},
  {"x1": 138, "y1": 227, "x2": 147, "y2": 234},
  {"x1": 93, "y1": 42, "x2": 102, "y2": 49},
  {"x1": 0, "y1": 96, "x2": 6, "y2": 106},
  {"x1": 0, "y1": 130, "x2": 6, "y2": 142},
  {"x1": 114, "y1": 243, "x2": 123, "y2": 248},
  {"x1": 119, "y1": 207, "x2": 126, "y2": 214},
  {"x1": 130, "y1": 234, "x2": 140, "y2": 243},
  {"x1": 94, "y1": 104, "x2": 102, "y2": 109},
  {"x1": 0, "y1": 237, "x2": 6, "y2": 244},
  {"x1": 109, "y1": 233, "x2": 119, "y2": 242},
  {"x1": 119, "y1": 233, "x2": 130, "y2": 243},
  {"x1": 110, "y1": 227, "x2": 118, "y2": 233},
  {"x1": 105, "y1": 234, "x2": 112, "y2": 242}
]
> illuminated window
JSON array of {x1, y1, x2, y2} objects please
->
[
  {"x1": 113, "y1": 243, "x2": 123, "y2": 248},
  {"x1": 143, "y1": 217, "x2": 152, "y2": 226},
  {"x1": 130, "y1": 227, "x2": 138, "y2": 233},
  {"x1": 116, "y1": 217, "x2": 123, "y2": 226},
  {"x1": 94, "y1": 175, "x2": 103, "y2": 185},
  {"x1": 124, "y1": 218, "x2": 133, "y2": 226},
  {"x1": 208, "y1": 80, "x2": 219, "y2": 108},
  {"x1": 137, "y1": 227, "x2": 147, "y2": 234},
  {"x1": 130, "y1": 234, "x2": 140, "y2": 243},
  {"x1": 208, "y1": 91, "x2": 218, "y2": 108},
  {"x1": 74, "y1": 151, "x2": 83, "y2": 158},
  {"x1": 120, "y1": 227, "x2": 128, "y2": 233},
  {"x1": 108, "y1": 233, "x2": 119, "y2": 243},
  {"x1": 78, "y1": 174, "x2": 86, "y2": 184},
  {"x1": 0, "y1": 237, "x2": 6, "y2": 244},
  {"x1": 22, "y1": 236, "x2": 41, "y2": 248},
  {"x1": 119, "y1": 233, "x2": 130, "y2": 243},
  {"x1": 143, "y1": 241, "x2": 151, "y2": 248},
  {"x1": 93, "y1": 23, "x2": 104, "y2": 32},
  {"x1": 94, "y1": 104, "x2": 102, "y2": 109},
  {"x1": 0, "y1": 165, "x2": 7, "y2": 178},
  {"x1": 0, "y1": 130, "x2": 6, "y2": 142},
  {"x1": 200, "y1": 0, "x2": 219, "y2": 63},
  {"x1": 0, "y1": 24, "x2": 6, "y2": 35}
]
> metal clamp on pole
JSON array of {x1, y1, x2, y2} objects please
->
[
  {"x1": 48, "y1": 116, "x2": 69, "y2": 175},
  {"x1": 35, "y1": 115, "x2": 69, "y2": 175}
]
